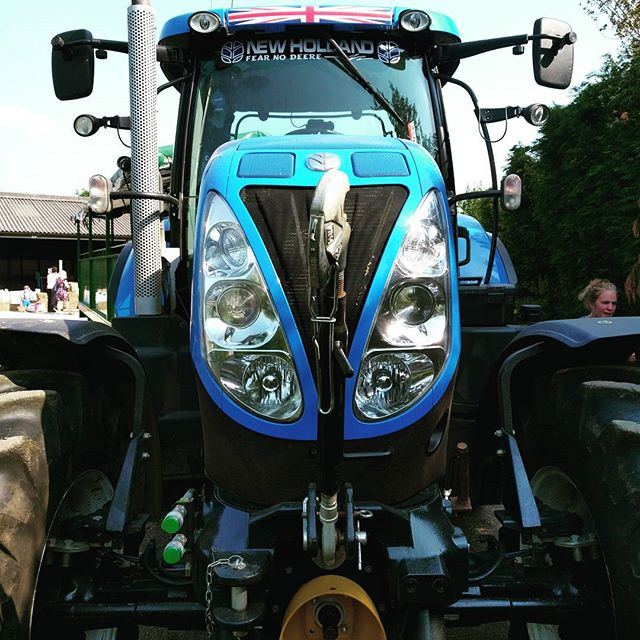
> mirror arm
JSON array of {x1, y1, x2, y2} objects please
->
[
  {"x1": 51, "y1": 35, "x2": 172, "y2": 61},
  {"x1": 434, "y1": 34, "x2": 529, "y2": 65},
  {"x1": 434, "y1": 30, "x2": 575, "y2": 65}
]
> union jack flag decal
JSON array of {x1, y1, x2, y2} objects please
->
[{"x1": 227, "y1": 5, "x2": 393, "y2": 27}]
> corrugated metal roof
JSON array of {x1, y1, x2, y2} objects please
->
[{"x1": 0, "y1": 192, "x2": 131, "y2": 239}]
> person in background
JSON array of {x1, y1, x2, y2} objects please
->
[
  {"x1": 20, "y1": 285, "x2": 33, "y2": 312},
  {"x1": 54, "y1": 275, "x2": 69, "y2": 312},
  {"x1": 578, "y1": 278, "x2": 618, "y2": 318},
  {"x1": 46, "y1": 266, "x2": 58, "y2": 313}
]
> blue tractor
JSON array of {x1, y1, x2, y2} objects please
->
[{"x1": 2, "y1": 2, "x2": 640, "y2": 638}]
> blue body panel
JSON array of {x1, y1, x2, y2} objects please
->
[
  {"x1": 189, "y1": 136, "x2": 460, "y2": 440},
  {"x1": 160, "y1": 2, "x2": 459, "y2": 41},
  {"x1": 457, "y1": 213, "x2": 513, "y2": 285},
  {"x1": 114, "y1": 218, "x2": 172, "y2": 318}
]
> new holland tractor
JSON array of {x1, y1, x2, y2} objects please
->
[{"x1": 2, "y1": 1, "x2": 640, "y2": 638}]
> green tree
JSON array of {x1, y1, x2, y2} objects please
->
[
  {"x1": 501, "y1": 54, "x2": 640, "y2": 318},
  {"x1": 582, "y1": 0, "x2": 640, "y2": 53}
]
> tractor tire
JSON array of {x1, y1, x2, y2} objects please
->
[
  {"x1": 0, "y1": 376, "x2": 50, "y2": 640},
  {"x1": 0, "y1": 364, "x2": 145, "y2": 640},
  {"x1": 514, "y1": 366, "x2": 640, "y2": 639}
]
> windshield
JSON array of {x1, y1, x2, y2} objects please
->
[{"x1": 187, "y1": 36, "x2": 438, "y2": 191}]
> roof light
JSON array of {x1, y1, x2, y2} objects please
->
[
  {"x1": 399, "y1": 10, "x2": 431, "y2": 32},
  {"x1": 189, "y1": 12, "x2": 221, "y2": 34}
]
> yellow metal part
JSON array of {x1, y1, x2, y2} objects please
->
[{"x1": 279, "y1": 575, "x2": 386, "y2": 640}]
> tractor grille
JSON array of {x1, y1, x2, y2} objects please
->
[{"x1": 241, "y1": 186, "x2": 408, "y2": 358}]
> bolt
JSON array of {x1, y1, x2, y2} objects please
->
[
  {"x1": 143, "y1": 432, "x2": 152, "y2": 439},
  {"x1": 284, "y1": 566, "x2": 293, "y2": 575},
  {"x1": 432, "y1": 578, "x2": 449, "y2": 594},
  {"x1": 271, "y1": 605, "x2": 280, "y2": 614},
  {"x1": 496, "y1": 449, "x2": 506, "y2": 457},
  {"x1": 364, "y1": 565, "x2": 373, "y2": 573},
  {"x1": 141, "y1": 452, "x2": 151, "y2": 459},
  {"x1": 494, "y1": 429, "x2": 503, "y2": 438},
  {"x1": 403, "y1": 578, "x2": 418, "y2": 594}
]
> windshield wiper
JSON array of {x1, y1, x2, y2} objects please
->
[{"x1": 323, "y1": 33, "x2": 407, "y2": 135}]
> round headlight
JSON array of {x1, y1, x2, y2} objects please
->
[
  {"x1": 204, "y1": 222, "x2": 250, "y2": 278},
  {"x1": 189, "y1": 12, "x2": 221, "y2": 34},
  {"x1": 217, "y1": 284, "x2": 260, "y2": 328},
  {"x1": 74, "y1": 114, "x2": 99, "y2": 137},
  {"x1": 390, "y1": 283, "x2": 435, "y2": 326},
  {"x1": 355, "y1": 351, "x2": 435, "y2": 419},
  {"x1": 399, "y1": 10, "x2": 431, "y2": 32},
  {"x1": 398, "y1": 221, "x2": 446, "y2": 277},
  {"x1": 205, "y1": 282, "x2": 277, "y2": 349},
  {"x1": 218, "y1": 353, "x2": 302, "y2": 420}
]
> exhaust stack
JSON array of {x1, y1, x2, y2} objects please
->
[{"x1": 127, "y1": 0, "x2": 163, "y2": 315}]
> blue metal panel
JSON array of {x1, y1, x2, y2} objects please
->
[
  {"x1": 238, "y1": 152, "x2": 295, "y2": 178},
  {"x1": 351, "y1": 152, "x2": 409, "y2": 177},
  {"x1": 457, "y1": 213, "x2": 511, "y2": 285},
  {"x1": 114, "y1": 249, "x2": 135, "y2": 317}
]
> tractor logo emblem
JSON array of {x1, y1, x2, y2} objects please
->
[
  {"x1": 221, "y1": 41, "x2": 245, "y2": 64},
  {"x1": 377, "y1": 41, "x2": 400, "y2": 64},
  {"x1": 306, "y1": 153, "x2": 341, "y2": 171}
]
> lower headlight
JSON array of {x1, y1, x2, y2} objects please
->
[
  {"x1": 218, "y1": 353, "x2": 302, "y2": 420},
  {"x1": 355, "y1": 351, "x2": 435, "y2": 419}
]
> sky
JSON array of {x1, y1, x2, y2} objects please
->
[{"x1": 0, "y1": 1, "x2": 621, "y2": 197}]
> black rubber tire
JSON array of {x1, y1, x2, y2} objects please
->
[
  {"x1": 0, "y1": 367, "x2": 139, "y2": 640},
  {"x1": 515, "y1": 365, "x2": 640, "y2": 639},
  {"x1": 0, "y1": 375, "x2": 51, "y2": 640}
]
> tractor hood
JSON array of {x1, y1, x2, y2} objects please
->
[{"x1": 190, "y1": 135, "x2": 460, "y2": 440}]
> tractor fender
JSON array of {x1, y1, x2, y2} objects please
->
[
  {"x1": 471, "y1": 317, "x2": 640, "y2": 505},
  {"x1": 503, "y1": 316, "x2": 640, "y2": 362},
  {"x1": 0, "y1": 315, "x2": 138, "y2": 356}
]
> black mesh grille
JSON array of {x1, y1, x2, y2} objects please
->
[{"x1": 241, "y1": 186, "x2": 408, "y2": 357}]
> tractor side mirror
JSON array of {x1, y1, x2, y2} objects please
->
[
  {"x1": 532, "y1": 18, "x2": 575, "y2": 89},
  {"x1": 51, "y1": 29, "x2": 95, "y2": 100}
]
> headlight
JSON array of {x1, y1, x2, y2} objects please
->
[
  {"x1": 204, "y1": 222, "x2": 251, "y2": 278},
  {"x1": 199, "y1": 192, "x2": 302, "y2": 421},
  {"x1": 189, "y1": 12, "x2": 221, "y2": 34},
  {"x1": 355, "y1": 351, "x2": 436, "y2": 419},
  {"x1": 219, "y1": 353, "x2": 300, "y2": 420},
  {"x1": 354, "y1": 189, "x2": 450, "y2": 420},
  {"x1": 399, "y1": 10, "x2": 431, "y2": 32},
  {"x1": 204, "y1": 280, "x2": 277, "y2": 348}
]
